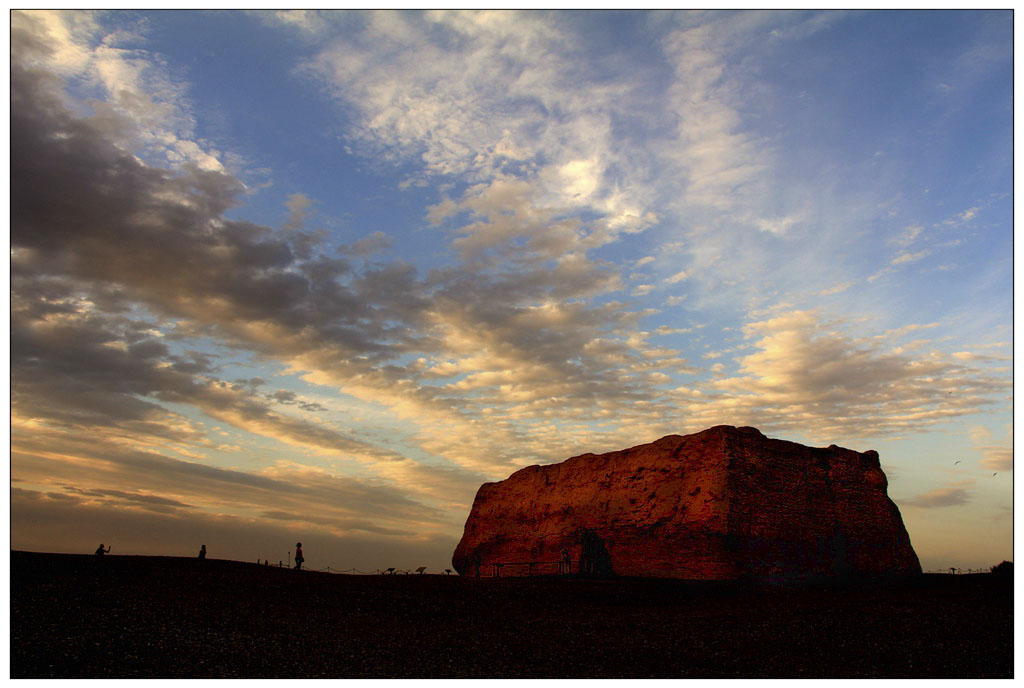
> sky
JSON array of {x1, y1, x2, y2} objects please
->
[{"x1": 9, "y1": 9, "x2": 1013, "y2": 573}]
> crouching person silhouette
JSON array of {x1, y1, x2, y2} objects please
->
[{"x1": 95, "y1": 544, "x2": 111, "y2": 556}]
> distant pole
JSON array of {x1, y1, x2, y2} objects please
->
[{"x1": 288, "y1": 551, "x2": 291, "y2": 567}]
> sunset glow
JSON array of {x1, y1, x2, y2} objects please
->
[{"x1": 11, "y1": 10, "x2": 1012, "y2": 572}]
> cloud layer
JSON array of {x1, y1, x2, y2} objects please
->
[{"x1": 11, "y1": 10, "x2": 1012, "y2": 569}]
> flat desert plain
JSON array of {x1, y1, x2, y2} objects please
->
[{"x1": 10, "y1": 551, "x2": 1011, "y2": 678}]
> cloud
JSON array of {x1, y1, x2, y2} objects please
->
[
  {"x1": 890, "y1": 224, "x2": 924, "y2": 247},
  {"x1": 901, "y1": 485, "x2": 972, "y2": 508},
  {"x1": 266, "y1": 9, "x2": 328, "y2": 36},
  {"x1": 12, "y1": 421, "x2": 454, "y2": 542},
  {"x1": 284, "y1": 193, "x2": 314, "y2": 231},
  {"x1": 300, "y1": 10, "x2": 675, "y2": 234},
  {"x1": 11, "y1": 295, "x2": 409, "y2": 466},
  {"x1": 11, "y1": 10, "x2": 1013, "y2": 571},
  {"x1": 665, "y1": 270, "x2": 689, "y2": 284},
  {"x1": 959, "y1": 206, "x2": 979, "y2": 221},
  {"x1": 891, "y1": 250, "x2": 930, "y2": 266},
  {"x1": 13, "y1": 10, "x2": 223, "y2": 172},
  {"x1": 969, "y1": 425, "x2": 1013, "y2": 471},
  {"x1": 819, "y1": 281, "x2": 853, "y2": 296},
  {"x1": 60, "y1": 486, "x2": 196, "y2": 512},
  {"x1": 426, "y1": 198, "x2": 458, "y2": 226},
  {"x1": 338, "y1": 231, "x2": 392, "y2": 256},
  {"x1": 661, "y1": 21, "x2": 764, "y2": 210},
  {"x1": 11, "y1": 14, "x2": 709, "y2": 487},
  {"x1": 293, "y1": 9, "x2": 944, "y2": 325},
  {"x1": 10, "y1": 24, "x2": 480, "y2": 533},
  {"x1": 756, "y1": 214, "x2": 804, "y2": 235},
  {"x1": 674, "y1": 309, "x2": 1008, "y2": 441},
  {"x1": 11, "y1": 10, "x2": 98, "y2": 75}
]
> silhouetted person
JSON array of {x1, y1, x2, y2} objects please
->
[
  {"x1": 95, "y1": 544, "x2": 110, "y2": 556},
  {"x1": 198, "y1": 545, "x2": 206, "y2": 559},
  {"x1": 561, "y1": 548, "x2": 571, "y2": 574},
  {"x1": 294, "y1": 542, "x2": 304, "y2": 570}
]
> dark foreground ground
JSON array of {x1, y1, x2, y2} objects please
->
[{"x1": 11, "y1": 551, "x2": 1012, "y2": 678}]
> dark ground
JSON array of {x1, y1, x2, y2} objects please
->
[{"x1": 10, "y1": 550, "x2": 1012, "y2": 678}]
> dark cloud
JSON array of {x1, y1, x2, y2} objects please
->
[
  {"x1": 13, "y1": 431, "x2": 450, "y2": 534},
  {"x1": 10, "y1": 26, "x2": 695, "y2": 485},
  {"x1": 11, "y1": 54, "x2": 411, "y2": 365},
  {"x1": 11, "y1": 35, "x2": 670, "y2": 406},
  {"x1": 265, "y1": 390, "x2": 325, "y2": 412},
  {"x1": 12, "y1": 286, "x2": 409, "y2": 467},
  {"x1": 337, "y1": 230, "x2": 392, "y2": 256},
  {"x1": 18, "y1": 13, "x2": 1003, "y2": 553},
  {"x1": 271, "y1": 390, "x2": 298, "y2": 404},
  {"x1": 60, "y1": 486, "x2": 197, "y2": 511},
  {"x1": 14, "y1": 435, "x2": 303, "y2": 497},
  {"x1": 12, "y1": 308, "x2": 205, "y2": 441}
]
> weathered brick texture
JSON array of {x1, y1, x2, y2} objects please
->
[{"x1": 453, "y1": 425, "x2": 921, "y2": 580}]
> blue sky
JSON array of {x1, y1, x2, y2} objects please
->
[{"x1": 10, "y1": 10, "x2": 1012, "y2": 572}]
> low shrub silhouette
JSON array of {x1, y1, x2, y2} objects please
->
[{"x1": 990, "y1": 561, "x2": 1012, "y2": 576}]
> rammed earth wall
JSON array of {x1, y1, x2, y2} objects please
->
[{"x1": 452, "y1": 425, "x2": 921, "y2": 580}]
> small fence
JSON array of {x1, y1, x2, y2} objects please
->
[
  {"x1": 318, "y1": 567, "x2": 392, "y2": 575},
  {"x1": 315, "y1": 562, "x2": 571, "y2": 577},
  {"x1": 316, "y1": 567, "x2": 446, "y2": 575},
  {"x1": 257, "y1": 560, "x2": 582, "y2": 577},
  {"x1": 468, "y1": 560, "x2": 575, "y2": 578}
]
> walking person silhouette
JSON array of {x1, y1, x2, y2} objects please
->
[
  {"x1": 294, "y1": 542, "x2": 304, "y2": 570},
  {"x1": 198, "y1": 544, "x2": 206, "y2": 559}
]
